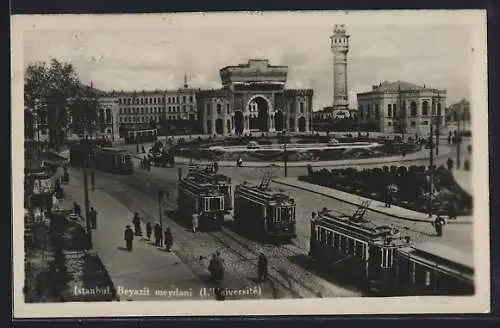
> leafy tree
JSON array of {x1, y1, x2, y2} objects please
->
[
  {"x1": 24, "y1": 59, "x2": 81, "y2": 146},
  {"x1": 69, "y1": 85, "x2": 101, "y2": 136}
]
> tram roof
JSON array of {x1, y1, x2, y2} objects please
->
[
  {"x1": 189, "y1": 170, "x2": 231, "y2": 182},
  {"x1": 238, "y1": 183, "x2": 293, "y2": 200},
  {"x1": 399, "y1": 241, "x2": 473, "y2": 270},
  {"x1": 100, "y1": 147, "x2": 130, "y2": 153},
  {"x1": 316, "y1": 212, "x2": 396, "y2": 239}
]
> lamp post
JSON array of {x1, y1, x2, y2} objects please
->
[
  {"x1": 83, "y1": 156, "x2": 92, "y2": 247},
  {"x1": 434, "y1": 96, "x2": 440, "y2": 156}
]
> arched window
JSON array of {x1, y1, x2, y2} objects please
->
[
  {"x1": 410, "y1": 102, "x2": 417, "y2": 117},
  {"x1": 422, "y1": 101, "x2": 429, "y2": 116},
  {"x1": 375, "y1": 104, "x2": 380, "y2": 118},
  {"x1": 300, "y1": 102, "x2": 304, "y2": 113},
  {"x1": 217, "y1": 103, "x2": 222, "y2": 115},
  {"x1": 106, "y1": 108, "x2": 111, "y2": 123},
  {"x1": 437, "y1": 103, "x2": 442, "y2": 116},
  {"x1": 387, "y1": 104, "x2": 392, "y2": 117}
]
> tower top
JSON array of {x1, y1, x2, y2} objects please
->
[{"x1": 333, "y1": 24, "x2": 348, "y2": 35}]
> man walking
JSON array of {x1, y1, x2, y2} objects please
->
[
  {"x1": 132, "y1": 212, "x2": 142, "y2": 236},
  {"x1": 146, "y1": 222, "x2": 152, "y2": 241},
  {"x1": 124, "y1": 225, "x2": 134, "y2": 251},
  {"x1": 154, "y1": 222, "x2": 162, "y2": 246},
  {"x1": 257, "y1": 252, "x2": 268, "y2": 282},
  {"x1": 164, "y1": 227, "x2": 173, "y2": 252},
  {"x1": 192, "y1": 212, "x2": 199, "y2": 233},
  {"x1": 89, "y1": 207, "x2": 98, "y2": 229}
]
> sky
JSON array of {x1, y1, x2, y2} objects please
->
[{"x1": 22, "y1": 14, "x2": 474, "y2": 110}]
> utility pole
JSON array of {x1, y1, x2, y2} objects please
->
[
  {"x1": 83, "y1": 156, "x2": 92, "y2": 247},
  {"x1": 428, "y1": 112, "x2": 434, "y2": 218},
  {"x1": 283, "y1": 141, "x2": 288, "y2": 178},
  {"x1": 434, "y1": 96, "x2": 440, "y2": 156}
]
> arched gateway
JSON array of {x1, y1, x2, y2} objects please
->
[{"x1": 199, "y1": 59, "x2": 313, "y2": 136}]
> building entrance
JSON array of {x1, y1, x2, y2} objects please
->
[{"x1": 248, "y1": 97, "x2": 269, "y2": 132}]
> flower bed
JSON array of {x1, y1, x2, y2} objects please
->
[
  {"x1": 24, "y1": 211, "x2": 117, "y2": 302},
  {"x1": 174, "y1": 138, "x2": 421, "y2": 162},
  {"x1": 299, "y1": 165, "x2": 473, "y2": 216}
]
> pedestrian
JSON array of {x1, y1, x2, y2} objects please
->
[
  {"x1": 208, "y1": 254, "x2": 219, "y2": 282},
  {"x1": 73, "y1": 201, "x2": 82, "y2": 218},
  {"x1": 90, "y1": 207, "x2": 97, "y2": 229},
  {"x1": 215, "y1": 251, "x2": 225, "y2": 282},
  {"x1": 154, "y1": 222, "x2": 162, "y2": 246},
  {"x1": 433, "y1": 215, "x2": 446, "y2": 237},
  {"x1": 385, "y1": 186, "x2": 392, "y2": 208},
  {"x1": 124, "y1": 225, "x2": 134, "y2": 251},
  {"x1": 192, "y1": 212, "x2": 199, "y2": 233},
  {"x1": 257, "y1": 252, "x2": 268, "y2": 282},
  {"x1": 146, "y1": 222, "x2": 152, "y2": 241},
  {"x1": 164, "y1": 227, "x2": 173, "y2": 252},
  {"x1": 132, "y1": 212, "x2": 142, "y2": 236},
  {"x1": 447, "y1": 203, "x2": 457, "y2": 220}
]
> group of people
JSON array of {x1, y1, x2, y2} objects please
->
[
  {"x1": 124, "y1": 212, "x2": 173, "y2": 252},
  {"x1": 72, "y1": 201, "x2": 98, "y2": 229}
]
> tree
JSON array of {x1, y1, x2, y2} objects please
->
[
  {"x1": 69, "y1": 85, "x2": 100, "y2": 136},
  {"x1": 25, "y1": 59, "x2": 82, "y2": 146}
]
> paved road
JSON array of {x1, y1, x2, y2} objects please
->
[{"x1": 82, "y1": 166, "x2": 364, "y2": 299}]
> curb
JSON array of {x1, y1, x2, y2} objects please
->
[
  {"x1": 272, "y1": 179, "x2": 473, "y2": 225},
  {"x1": 170, "y1": 147, "x2": 453, "y2": 168}
]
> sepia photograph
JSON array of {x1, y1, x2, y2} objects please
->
[{"x1": 11, "y1": 10, "x2": 489, "y2": 317}]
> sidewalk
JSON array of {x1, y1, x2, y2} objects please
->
[
  {"x1": 60, "y1": 174, "x2": 207, "y2": 301},
  {"x1": 272, "y1": 178, "x2": 473, "y2": 224}
]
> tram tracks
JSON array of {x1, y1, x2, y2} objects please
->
[{"x1": 98, "y1": 170, "x2": 361, "y2": 298}]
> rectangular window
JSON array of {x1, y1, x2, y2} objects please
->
[
  {"x1": 333, "y1": 233, "x2": 340, "y2": 249},
  {"x1": 326, "y1": 230, "x2": 333, "y2": 246}
]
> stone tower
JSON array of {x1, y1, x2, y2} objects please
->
[{"x1": 330, "y1": 24, "x2": 350, "y2": 110}]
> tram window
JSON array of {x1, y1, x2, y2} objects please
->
[
  {"x1": 348, "y1": 239, "x2": 355, "y2": 255},
  {"x1": 319, "y1": 228, "x2": 326, "y2": 244},
  {"x1": 326, "y1": 231, "x2": 333, "y2": 246},
  {"x1": 275, "y1": 207, "x2": 281, "y2": 222},
  {"x1": 355, "y1": 242, "x2": 364, "y2": 259},
  {"x1": 204, "y1": 198, "x2": 209, "y2": 211},
  {"x1": 209, "y1": 197, "x2": 221, "y2": 211},
  {"x1": 339, "y1": 235, "x2": 346, "y2": 251},
  {"x1": 387, "y1": 249, "x2": 394, "y2": 267},
  {"x1": 333, "y1": 233, "x2": 340, "y2": 249}
]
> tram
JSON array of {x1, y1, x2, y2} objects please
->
[
  {"x1": 309, "y1": 201, "x2": 411, "y2": 295},
  {"x1": 177, "y1": 175, "x2": 225, "y2": 231},
  {"x1": 391, "y1": 241, "x2": 474, "y2": 296},
  {"x1": 69, "y1": 144, "x2": 134, "y2": 174},
  {"x1": 123, "y1": 127, "x2": 158, "y2": 144},
  {"x1": 188, "y1": 165, "x2": 233, "y2": 214},
  {"x1": 233, "y1": 175, "x2": 297, "y2": 242}
]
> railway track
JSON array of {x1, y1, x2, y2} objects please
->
[{"x1": 89, "y1": 168, "x2": 362, "y2": 298}]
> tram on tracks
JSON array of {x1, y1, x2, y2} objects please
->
[
  {"x1": 309, "y1": 201, "x2": 475, "y2": 296},
  {"x1": 123, "y1": 127, "x2": 158, "y2": 144},
  {"x1": 233, "y1": 174, "x2": 297, "y2": 242},
  {"x1": 392, "y1": 241, "x2": 474, "y2": 296},
  {"x1": 309, "y1": 200, "x2": 411, "y2": 295},
  {"x1": 69, "y1": 144, "x2": 134, "y2": 174},
  {"x1": 188, "y1": 164, "x2": 233, "y2": 214},
  {"x1": 177, "y1": 175, "x2": 225, "y2": 231}
]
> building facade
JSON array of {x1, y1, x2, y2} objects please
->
[
  {"x1": 330, "y1": 24, "x2": 350, "y2": 110},
  {"x1": 356, "y1": 80, "x2": 447, "y2": 135},
  {"x1": 445, "y1": 99, "x2": 471, "y2": 133},
  {"x1": 92, "y1": 60, "x2": 312, "y2": 137},
  {"x1": 198, "y1": 59, "x2": 313, "y2": 136}
]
